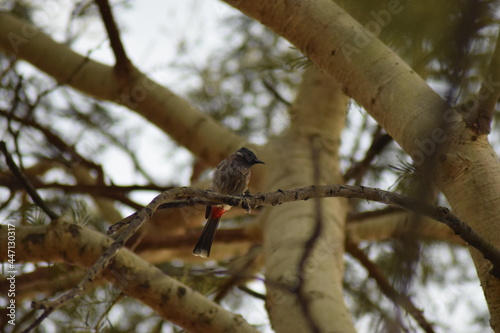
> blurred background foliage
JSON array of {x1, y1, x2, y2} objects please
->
[{"x1": 1, "y1": 0, "x2": 497, "y2": 331}]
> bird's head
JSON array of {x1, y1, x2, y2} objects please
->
[{"x1": 236, "y1": 147, "x2": 265, "y2": 166}]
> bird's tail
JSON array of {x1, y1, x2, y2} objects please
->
[{"x1": 193, "y1": 207, "x2": 225, "y2": 257}]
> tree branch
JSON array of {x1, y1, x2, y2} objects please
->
[
  {"x1": 0, "y1": 109, "x2": 101, "y2": 171},
  {"x1": 346, "y1": 242, "x2": 435, "y2": 333},
  {"x1": 462, "y1": 28, "x2": 500, "y2": 134},
  {"x1": 223, "y1": 0, "x2": 448, "y2": 156},
  {"x1": 8, "y1": 184, "x2": 498, "y2": 330},
  {"x1": 262, "y1": 78, "x2": 291, "y2": 106},
  {"x1": 0, "y1": 222, "x2": 259, "y2": 333},
  {"x1": 0, "y1": 141, "x2": 58, "y2": 220},
  {"x1": 94, "y1": 0, "x2": 132, "y2": 73},
  {"x1": 218, "y1": 8, "x2": 500, "y2": 317},
  {"x1": 17, "y1": 181, "x2": 500, "y2": 329},
  {"x1": 0, "y1": 12, "x2": 245, "y2": 168},
  {"x1": 344, "y1": 132, "x2": 392, "y2": 182},
  {"x1": 130, "y1": 185, "x2": 500, "y2": 274}
]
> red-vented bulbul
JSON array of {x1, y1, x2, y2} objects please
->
[{"x1": 193, "y1": 147, "x2": 265, "y2": 258}]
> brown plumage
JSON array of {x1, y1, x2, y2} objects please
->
[{"x1": 193, "y1": 147, "x2": 265, "y2": 258}]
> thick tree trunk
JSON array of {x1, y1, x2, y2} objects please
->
[
  {"x1": 224, "y1": 0, "x2": 500, "y2": 330},
  {"x1": 260, "y1": 66, "x2": 355, "y2": 332},
  {"x1": 437, "y1": 131, "x2": 500, "y2": 332}
]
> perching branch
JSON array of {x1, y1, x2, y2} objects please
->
[
  {"x1": 30, "y1": 184, "x2": 500, "y2": 328},
  {"x1": 154, "y1": 185, "x2": 500, "y2": 275},
  {"x1": 99, "y1": 185, "x2": 500, "y2": 277}
]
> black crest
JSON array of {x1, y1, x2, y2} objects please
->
[{"x1": 237, "y1": 147, "x2": 265, "y2": 165}]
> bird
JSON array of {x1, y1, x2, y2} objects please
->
[{"x1": 193, "y1": 147, "x2": 265, "y2": 258}]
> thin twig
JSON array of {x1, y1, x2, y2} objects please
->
[
  {"x1": 0, "y1": 141, "x2": 58, "y2": 220},
  {"x1": 0, "y1": 108, "x2": 100, "y2": 171},
  {"x1": 461, "y1": 10, "x2": 500, "y2": 134},
  {"x1": 64, "y1": 100, "x2": 156, "y2": 183},
  {"x1": 214, "y1": 245, "x2": 262, "y2": 303},
  {"x1": 21, "y1": 308, "x2": 55, "y2": 333},
  {"x1": 346, "y1": 242, "x2": 435, "y2": 333},
  {"x1": 344, "y1": 131, "x2": 392, "y2": 182},
  {"x1": 237, "y1": 285, "x2": 266, "y2": 301},
  {"x1": 262, "y1": 79, "x2": 291, "y2": 106},
  {"x1": 95, "y1": 0, "x2": 132, "y2": 72}
]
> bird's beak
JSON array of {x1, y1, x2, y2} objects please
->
[{"x1": 254, "y1": 158, "x2": 265, "y2": 164}]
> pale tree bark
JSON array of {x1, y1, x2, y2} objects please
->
[
  {"x1": 0, "y1": 221, "x2": 259, "y2": 333},
  {"x1": 0, "y1": 13, "x2": 243, "y2": 167},
  {"x1": 224, "y1": 0, "x2": 500, "y2": 330},
  {"x1": 259, "y1": 66, "x2": 355, "y2": 332}
]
